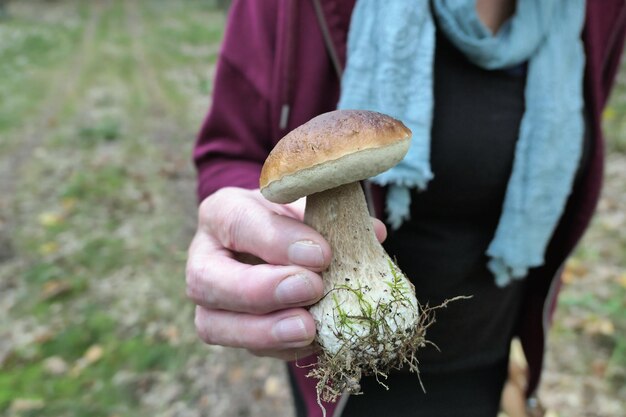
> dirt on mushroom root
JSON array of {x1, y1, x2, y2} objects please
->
[
  {"x1": 0, "y1": 1, "x2": 625, "y2": 417},
  {"x1": 306, "y1": 294, "x2": 470, "y2": 412}
]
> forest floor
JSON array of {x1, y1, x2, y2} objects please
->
[{"x1": 0, "y1": 1, "x2": 624, "y2": 416}]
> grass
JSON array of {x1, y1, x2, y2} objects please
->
[
  {"x1": 0, "y1": 2, "x2": 83, "y2": 139},
  {"x1": 538, "y1": 55, "x2": 626, "y2": 414},
  {"x1": 604, "y1": 64, "x2": 626, "y2": 153},
  {"x1": 0, "y1": 318, "x2": 187, "y2": 413},
  {"x1": 0, "y1": 1, "x2": 225, "y2": 415}
]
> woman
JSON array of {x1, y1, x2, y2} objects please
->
[{"x1": 187, "y1": 1, "x2": 626, "y2": 416}]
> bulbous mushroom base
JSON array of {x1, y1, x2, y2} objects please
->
[{"x1": 306, "y1": 305, "x2": 431, "y2": 404}]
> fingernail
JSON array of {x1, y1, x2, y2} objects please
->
[
  {"x1": 275, "y1": 274, "x2": 317, "y2": 305},
  {"x1": 273, "y1": 316, "x2": 310, "y2": 343},
  {"x1": 288, "y1": 240, "x2": 324, "y2": 267}
]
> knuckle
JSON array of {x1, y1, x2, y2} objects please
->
[
  {"x1": 200, "y1": 187, "x2": 235, "y2": 211},
  {"x1": 232, "y1": 269, "x2": 269, "y2": 314},
  {"x1": 185, "y1": 263, "x2": 201, "y2": 300},
  {"x1": 185, "y1": 261, "x2": 215, "y2": 306},
  {"x1": 198, "y1": 188, "x2": 236, "y2": 229},
  {"x1": 238, "y1": 271, "x2": 287, "y2": 311},
  {"x1": 201, "y1": 189, "x2": 252, "y2": 253},
  {"x1": 194, "y1": 309, "x2": 216, "y2": 344},
  {"x1": 220, "y1": 204, "x2": 249, "y2": 252},
  {"x1": 198, "y1": 192, "x2": 220, "y2": 225}
]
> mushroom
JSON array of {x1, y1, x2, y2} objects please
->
[{"x1": 260, "y1": 109, "x2": 426, "y2": 404}]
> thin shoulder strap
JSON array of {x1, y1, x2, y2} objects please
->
[{"x1": 310, "y1": 0, "x2": 344, "y2": 80}]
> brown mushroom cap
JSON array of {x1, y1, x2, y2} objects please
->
[{"x1": 260, "y1": 109, "x2": 411, "y2": 204}]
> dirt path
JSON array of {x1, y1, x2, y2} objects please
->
[
  {"x1": 5, "y1": 2, "x2": 303, "y2": 414},
  {"x1": 123, "y1": 0, "x2": 197, "y2": 238},
  {"x1": 0, "y1": 1, "x2": 104, "y2": 264},
  {"x1": 124, "y1": 3, "x2": 296, "y2": 416}
]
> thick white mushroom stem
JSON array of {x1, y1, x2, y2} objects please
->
[{"x1": 303, "y1": 181, "x2": 424, "y2": 403}]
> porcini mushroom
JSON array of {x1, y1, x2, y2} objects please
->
[{"x1": 260, "y1": 109, "x2": 426, "y2": 404}]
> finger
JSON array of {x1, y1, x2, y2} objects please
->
[
  {"x1": 372, "y1": 217, "x2": 387, "y2": 243},
  {"x1": 195, "y1": 306, "x2": 316, "y2": 350},
  {"x1": 186, "y1": 232, "x2": 324, "y2": 313},
  {"x1": 273, "y1": 194, "x2": 386, "y2": 244},
  {"x1": 248, "y1": 345, "x2": 320, "y2": 362},
  {"x1": 200, "y1": 189, "x2": 331, "y2": 270}
]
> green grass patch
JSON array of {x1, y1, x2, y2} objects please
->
[
  {"x1": 41, "y1": 312, "x2": 117, "y2": 360},
  {"x1": 0, "y1": 312, "x2": 186, "y2": 414},
  {"x1": 77, "y1": 117, "x2": 123, "y2": 144},
  {"x1": 20, "y1": 235, "x2": 129, "y2": 287},
  {"x1": 23, "y1": 262, "x2": 66, "y2": 284},
  {"x1": 558, "y1": 281, "x2": 626, "y2": 390},
  {"x1": 69, "y1": 237, "x2": 129, "y2": 275},
  {"x1": 0, "y1": 4, "x2": 83, "y2": 136},
  {"x1": 1, "y1": 1, "x2": 214, "y2": 415},
  {"x1": 604, "y1": 73, "x2": 626, "y2": 154},
  {"x1": 139, "y1": 0, "x2": 224, "y2": 109},
  {"x1": 62, "y1": 165, "x2": 128, "y2": 204}
]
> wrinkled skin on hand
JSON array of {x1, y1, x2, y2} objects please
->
[{"x1": 185, "y1": 187, "x2": 387, "y2": 361}]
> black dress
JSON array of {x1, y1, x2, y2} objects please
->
[
  {"x1": 291, "y1": 22, "x2": 589, "y2": 417},
  {"x1": 310, "y1": 27, "x2": 525, "y2": 417}
]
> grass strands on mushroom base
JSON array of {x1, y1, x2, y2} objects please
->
[{"x1": 305, "y1": 277, "x2": 470, "y2": 416}]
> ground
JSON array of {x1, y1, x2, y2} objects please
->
[{"x1": 0, "y1": 1, "x2": 624, "y2": 416}]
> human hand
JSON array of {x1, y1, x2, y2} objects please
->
[{"x1": 186, "y1": 187, "x2": 387, "y2": 361}]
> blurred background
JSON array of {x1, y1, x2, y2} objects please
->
[{"x1": 0, "y1": 1, "x2": 624, "y2": 416}]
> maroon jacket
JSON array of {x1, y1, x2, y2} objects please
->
[{"x1": 194, "y1": 0, "x2": 626, "y2": 414}]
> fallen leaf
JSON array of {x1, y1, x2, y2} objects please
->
[
  {"x1": 61, "y1": 197, "x2": 78, "y2": 211},
  {"x1": 71, "y1": 345, "x2": 104, "y2": 376},
  {"x1": 228, "y1": 367, "x2": 244, "y2": 384},
  {"x1": 591, "y1": 359, "x2": 608, "y2": 378},
  {"x1": 9, "y1": 398, "x2": 45, "y2": 413},
  {"x1": 43, "y1": 356, "x2": 68, "y2": 375},
  {"x1": 84, "y1": 345, "x2": 104, "y2": 364},
  {"x1": 41, "y1": 280, "x2": 73, "y2": 300},
  {"x1": 197, "y1": 395, "x2": 210, "y2": 408},
  {"x1": 561, "y1": 269, "x2": 575, "y2": 284},
  {"x1": 562, "y1": 259, "x2": 588, "y2": 284},
  {"x1": 583, "y1": 316, "x2": 615, "y2": 336},
  {"x1": 603, "y1": 106, "x2": 616, "y2": 121},
  {"x1": 38, "y1": 212, "x2": 63, "y2": 227},
  {"x1": 264, "y1": 375, "x2": 282, "y2": 398},
  {"x1": 618, "y1": 273, "x2": 626, "y2": 289},
  {"x1": 39, "y1": 242, "x2": 59, "y2": 255},
  {"x1": 34, "y1": 330, "x2": 56, "y2": 344},
  {"x1": 252, "y1": 387, "x2": 264, "y2": 401},
  {"x1": 160, "y1": 325, "x2": 180, "y2": 344}
]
